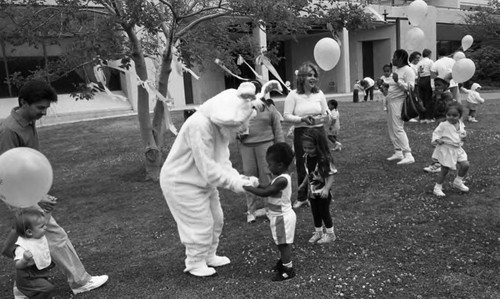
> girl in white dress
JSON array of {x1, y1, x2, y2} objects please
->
[{"x1": 431, "y1": 102, "x2": 470, "y2": 197}]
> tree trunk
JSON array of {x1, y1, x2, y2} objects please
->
[
  {"x1": 152, "y1": 46, "x2": 174, "y2": 151},
  {"x1": 124, "y1": 25, "x2": 162, "y2": 181}
]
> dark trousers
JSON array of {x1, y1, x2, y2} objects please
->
[
  {"x1": 309, "y1": 195, "x2": 333, "y2": 228},
  {"x1": 418, "y1": 76, "x2": 433, "y2": 120},
  {"x1": 364, "y1": 86, "x2": 374, "y2": 101},
  {"x1": 293, "y1": 126, "x2": 327, "y2": 202},
  {"x1": 17, "y1": 264, "x2": 55, "y2": 299}
]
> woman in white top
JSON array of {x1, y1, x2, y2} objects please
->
[
  {"x1": 283, "y1": 62, "x2": 329, "y2": 208},
  {"x1": 386, "y1": 49, "x2": 416, "y2": 165}
]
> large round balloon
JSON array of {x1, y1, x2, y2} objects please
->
[
  {"x1": 453, "y1": 51, "x2": 466, "y2": 61},
  {"x1": 461, "y1": 35, "x2": 473, "y2": 51},
  {"x1": 452, "y1": 58, "x2": 476, "y2": 83},
  {"x1": 0, "y1": 148, "x2": 53, "y2": 208},
  {"x1": 313, "y1": 38, "x2": 341, "y2": 71},
  {"x1": 405, "y1": 27, "x2": 425, "y2": 52},
  {"x1": 407, "y1": 0, "x2": 428, "y2": 26}
]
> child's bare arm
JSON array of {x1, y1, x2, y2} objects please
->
[
  {"x1": 15, "y1": 250, "x2": 33, "y2": 269},
  {"x1": 320, "y1": 175, "x2": 334, "y2": 199},
  {"x1": 243, "y1": 177, "x2": 288, "y2": 197}
]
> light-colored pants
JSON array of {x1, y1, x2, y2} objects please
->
[
  {"x1": 386, "y1": 97, "x2": 411, "y2": 153},
  {"x1": 164, "y1": 186, "x2": 223, "y2": 272},
  {"x1": 238, "y1": 141, "x2": 272, "y2": 215},
  {"x1": 3, "y1": 213, "x2": 91, "y2": 289}
]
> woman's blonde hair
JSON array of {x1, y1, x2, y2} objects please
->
[{"x1": 296, "y1": 62, "x2": 320, "y2": 94}]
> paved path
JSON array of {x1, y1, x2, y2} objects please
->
[{"x1": 1, "y1": 90, "x2": 498, "y2": 127}]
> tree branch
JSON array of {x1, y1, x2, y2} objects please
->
[{"x1": 176, "y1": 11, "x2": 230, "y2": 38}]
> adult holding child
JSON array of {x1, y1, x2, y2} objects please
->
[
  {"x1": 385, "y1": 49, "x2": 416, "y2": 165},
  {"x1": 0, "y1": 80, "x2": 108, "y2": 296},
  {"x1": 283, "y1": 62, "x2": 330, "y2": 208}
]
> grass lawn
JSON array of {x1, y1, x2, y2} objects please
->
[{"x1": 1, "y1": 95, "x2": 499, "y2": 298}]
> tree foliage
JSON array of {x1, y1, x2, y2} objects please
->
[
  {"x1": 463, "y1": 0, "x2": 500, "y2": 42},
  {"x1": 468, "y1": 46, "x2": 500, "y2": 87}
]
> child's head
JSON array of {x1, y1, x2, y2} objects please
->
[
  {"x1": 445, "y1": 102, "x2": 463, "y2": 124},
  {"x1": 266, "y1": 142, "x2": 294, "y2": 175},
  {"x1": 327, "y1": 99, "x2": 338, "y2": 110},
  {"x1": 382, "y1": 64, "x2": 392, "y2": 77},
  {"x1": 471, "y1": 83, "x2": 481, "y2": 92},
  {"x1": 15, "y1": 208, "x2": 47, "y2": 239},
  {"x1": 301, "y1": 129, "x2": 330, "y2": 158},
  {"x1": 434, "y1": 78, "x2": 450, "y2": 94}
]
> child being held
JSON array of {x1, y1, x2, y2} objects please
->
[
  {"x1": 326, "y1": 99, "x2": 342, "y2": 151},
  {"x1": 243, "y1": 142, "x2": 297, "y2": 281},
  {"x1": 13, "y1": 208, "x2": 55, "y2": 299},
  {"x1": 377, "y1": 64, "x2": 392, "y2": 111},
  {"x1": 460, "y1": 83, "x2": 485, "y2": 122},
  {"x1": 431, "y1": 102, "x2": 470, "y2": 197}
]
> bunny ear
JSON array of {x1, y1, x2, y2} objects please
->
[{"x1": 294, "y1": 70, "x2": 299, "y2": 76}]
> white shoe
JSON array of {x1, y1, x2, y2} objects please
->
[
  {"x1": 72, "y1": 275, "x2": 109, "y2": 295},
  {"x1": 308, "y1": 232, "x2": 323, "y2": 243},
  {"x1": 206, "y1": 255, "x2": 231, "y2": 267},
  {"x1": 293, "y1": 200, "x2": 309, "y2": 209},
  {"x1": 387, "y1": 152, "x2": 404, "y2": 161},
  {"x1": 247, "y1": 213, "x2": 256, "y2": 223},
  {"x1": 187, "y1": 265, "x2": 217, "y2": 277},
  {"x1": 13, "y1": 284, "x2": 28, "y2": 299},
  {"x1": 469, "y1": 117, "x2": 478, "y2": 123},
  {"x1": 453, "y1": 180, "x2": 469, "y2": 192},
  {"x1": 423, "y1": 163, "x2": 441, "y2": 173},
  {"x1": 317, "y1": 232, "x2": 336, "y2": 244},
  {"x1": 254, "y1": 208, "x2": 267, "y2": 218},
  {"x1": 409, "y1": 118, "x2": 418, "y2": 122},
  {"x1": 433, "y1": 186, "x2": 446, "y2": 197},
  {"x1": 397, "y1": 154, "x2": 415, "y2": 165}
]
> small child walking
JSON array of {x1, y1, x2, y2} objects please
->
[
  {"x1": 299, "y1": 129, "x2": 336, "y2": 244},
  {"x1": 431, "y1": 102, "x2": 470, "y2": 197},
  {"x1": 326, "y1": 99, "x2": 342, "y2": 151},
  {"x1": 460, "y1": 83, "x2": 485, "y2": 122},
  {"x1": 243, "y1": 142, "x2": 297, "y2": 281},
  {"x1": 13, "y1": 208, "x2": 55, "y2": 299}
]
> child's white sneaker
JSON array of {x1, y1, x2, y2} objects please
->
[
  {"x1": 206, "y1": 255, "x2": 231, "y2": 267},
  {"x1": 452, "y1": 180, "x2": 469, "y2": 192},
  {"x1": 13, "y1": 284, "x2": 28, "y2": 299},
  {"x1": 433, "y1": 185, "x2": 446, "y2": 197},
  {"x1": 293, "y1": 200, "x2": 309, "y2": 209},
  {"x1": 469, "y1": 117, "x2": 478, "y2": 123},
  {"x1": 308, "y1": 232, "x2": 323, "y2": 243},
  {"x1": 317, "y1": 232, "x2": 336, "y2": 244}
]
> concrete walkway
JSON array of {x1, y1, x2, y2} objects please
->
[{"x1": 1, "y1": 90, "x2": 498, "y2": 127}]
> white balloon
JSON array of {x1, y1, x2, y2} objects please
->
[
  {"x1": 407, "y1": 0, "x2": 428, "y2": 26},
  {"x1": 405, "y1": 27, "x2": 425, "y2": 52},
  {"x1": 0, "y1": 148, "x2": 53, "y2": 208},
  {"x1": 313, "y1": 38, "x2": 341, "y2": 71},
  {"x1": 461, "y1": 35, "x2": 473, "y2": 51},
  {"x1": 453, "y1": 51, "x2": 466, "y2": 61},
  {"x1": 452, "y1": 58, "x2": 476, "y2": 83}
]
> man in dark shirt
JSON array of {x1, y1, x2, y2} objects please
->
[{"x1": 0, "y1": 80, "x2": 108, "y2": 296}]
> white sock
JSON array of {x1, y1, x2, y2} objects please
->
[
  {"x1": 315, "y1": 227, "x2": 323, "y2": 233},
  {"x1": 325, "y1": 227, "x2": 334, "y2": 234},
  {"x1": 283, "y1": 261, "x2": 293, "y2": 268},
  {"x1": 435, "y1": 183, "x2": 443, "y2": 189},
  {"x1": 455, "y1": 176, "x2": 464, "y2": 183}
]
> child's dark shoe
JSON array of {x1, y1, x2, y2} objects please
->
[{"x1": 271, "y1": 266, "x2": 295, "y2": 281}]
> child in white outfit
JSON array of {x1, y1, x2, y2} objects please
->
[
  {"x1": 431, "y1": 102, "x2": 470, "y2": 197},
  {"x1": 243, "y1": 142, "x2": 297, "y2": 281},
  {"x1": 326, "y1": 99, "x2": 342, "y2": 151},
  {"x1": 460, "y1": 83, "x2": 485, "y2": 122},
  {"x1": 377, "y1": 64, "x2": 393, "y2": 111}
]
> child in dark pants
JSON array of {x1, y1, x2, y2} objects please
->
[
  {"x1": 13, "y1": 208, "x2": 55, "y2": 299},
  {"x1": 299, "y1": 129, "x2": 336, "y2": 244},
  {"x1": 326, "y1": 99, "x2": 342, "y2": 151}
]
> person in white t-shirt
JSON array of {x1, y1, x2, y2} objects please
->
[
  {"x1": 431, "y1": 48, "x2": 459, "y2": 102},
  {"x1": 359, "y1": 77, "x2": 375, "y2": 101},
  {"x1": 417, "y1": 49, "x2": 435, "y2": 123}
]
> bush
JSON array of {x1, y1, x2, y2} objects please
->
[{"x1": 468, "y1": 46, "x2": 500, "y2": 87}]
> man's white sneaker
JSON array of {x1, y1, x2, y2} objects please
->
[
  {"x1": 433, "y1": 186, "x2": 446, "y2": 197},
  {"x1": 453, "y1": 180, "x2": 469, "y2": 192},
  {"x1": 424, "y1": 163, "x2": 441, "y2": 173},
  {"x1": 247, "y1": 213, "x2": 256, "y2": 223},
  {"x1": 293, "y1": 200, "x2": 309, "y2": 209},
  {"x1": 72, "y1": 275, "x2": 109, "y2": 295},
  {"x1": 387, "y1": 152, "x2": 404, "y2": 161},
  {"x1": 13, "y1": 284, "x2": 28, "y2": 299},
  {"x1": 397, "y1": 154, "x2": 415, "y2": 165}
]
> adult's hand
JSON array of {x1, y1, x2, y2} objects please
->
[
  {"x1": 392, "y1": 73, "x2": 399, "y2": 82},
  {"x1": 38, "y1": 194, "x2": 57, "y2": 213},
  {"x1": 301, "y1": 116, "x2": 315, "y2": 125}
]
